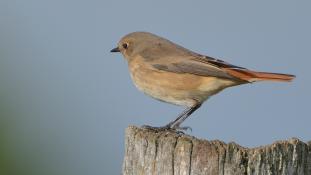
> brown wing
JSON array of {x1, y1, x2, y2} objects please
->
[
  {"x1": 191, "y1": 54, "x2": 246, "y2": 69},
  {"x1": 138, "y1": 42, "x2": 294, "y2": 82},
  {"x1": 152, "y1": 60, "x2": 237, "y2": 80},
  {"x1": 151, "y1": 53, "x2": 248, "y2": 82}
]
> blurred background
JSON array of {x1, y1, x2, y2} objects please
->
[{"x1": 0, "y1": 0, "x2": 310, "y2": 174}]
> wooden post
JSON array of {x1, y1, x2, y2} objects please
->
[{"x1": 122, "y1": 126, "x2": 311, "y2": 175}]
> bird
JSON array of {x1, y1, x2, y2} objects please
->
[{"x1": 110, "y1": 32, "x2": 295, "y2": 131}]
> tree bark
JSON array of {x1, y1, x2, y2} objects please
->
[{"x1": 122, "y1": 126, "x2": 311, "y2": 175}]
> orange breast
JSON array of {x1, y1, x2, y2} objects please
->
[{"x1": 128, "y1": 57, "x2": 237, "y2": 106}]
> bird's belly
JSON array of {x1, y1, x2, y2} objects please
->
[{"x1": 129, "y1": 62, "x2": 237, "y2": 107}]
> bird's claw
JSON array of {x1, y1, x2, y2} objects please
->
[
  {"x1": 175, "y1": 126, "x2": 192, "y2": 132},
  {"x1": 142, "y1": 124, "x2": 192, "y2": 134},
  {"x1": 141, "y1": 125, "x2": 171, "y2": 132}
]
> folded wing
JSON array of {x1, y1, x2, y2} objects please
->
[{"x1": 151, "y1": 54, "x2": 295, "y2": 82}]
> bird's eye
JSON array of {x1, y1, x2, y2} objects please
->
[{"x1": 122, "y1": 43, "x2": 128, "y2": 49}]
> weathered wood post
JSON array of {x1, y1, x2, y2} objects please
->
[{"x1": 122, "y1": 126, "x2": 311, "y2": 175}]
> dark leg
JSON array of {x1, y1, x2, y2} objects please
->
[
  {"x1": 166, "y1": 103, "x2": 201, "y2": 130},
  {"x1": 142, "y1": 103, "x2": 201, "y2": 132}
]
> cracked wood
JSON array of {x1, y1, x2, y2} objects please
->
[{"x1": 122, "y1": 126, "x2": 311, "y2": 175}]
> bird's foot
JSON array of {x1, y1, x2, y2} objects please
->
[
  {"x1": 142, "y1": 124, "x2": 192, "y2": 134},
  {"x1": 172, "y1": 125, "x2": 192, "y2": 132},
  {"x1": 141, "y1": 125, "x2": 171, "y2": 132}
]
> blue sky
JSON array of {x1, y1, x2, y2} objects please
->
[{"x1": 1, "y1": 1, "x2": 310, "y2": 174}]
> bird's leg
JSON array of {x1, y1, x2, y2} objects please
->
[
  {"x1": 164, "y1": 107, "x2": 193, "y2": 128},
  {"x1": 142, "y1": 106, "x2": 193, "y2": 131},
  {"x1": 165, "y1": 103, "x2": 202, "y2": 131},
  {"x1": 142, "y1": 103, "x2": 201, "y2": 132}
]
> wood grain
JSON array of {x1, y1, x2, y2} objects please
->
[{"x1": 122, "y1": 126, "x2": 311, "y2": 175}]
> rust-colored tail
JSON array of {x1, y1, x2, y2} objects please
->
[{"x1": 225, "y1": 69, "x2": 296, "y2": 82}]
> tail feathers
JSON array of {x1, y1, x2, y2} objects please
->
[{"x1": 225, "y1": 69, "x2": 295, "y2": 82}]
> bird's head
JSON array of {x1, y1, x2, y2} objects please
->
[{"x1": 110, "y1": 32, "x2": 173, "y2": 61}]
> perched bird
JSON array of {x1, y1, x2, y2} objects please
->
[{"x1": 111, "y1": 32, "x2": 295, "y2": 131}]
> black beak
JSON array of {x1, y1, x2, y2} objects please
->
[{"x1": 110, "y1": 47, "x2": 120, "y2": 52}]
